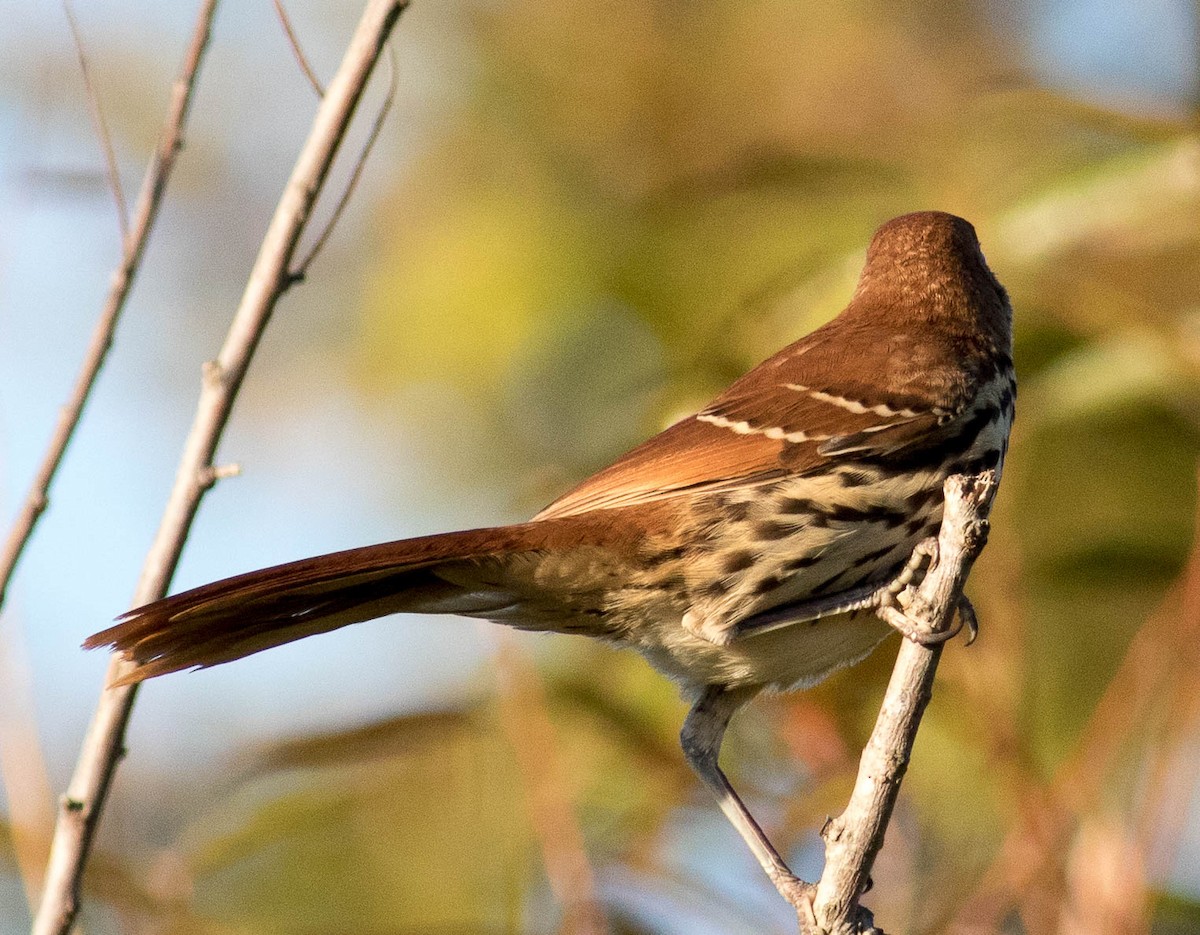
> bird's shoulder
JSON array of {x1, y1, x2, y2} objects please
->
[{"x1": 535, "y1": 316, "x2": 980, "y2": 520}]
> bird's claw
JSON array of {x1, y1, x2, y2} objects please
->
[
  {"x1": 877, "y1": 536, "x2": 939, "y2": 610},
  {"x1": 875, "y1": 539, "x2": 978, "y2": 647}
]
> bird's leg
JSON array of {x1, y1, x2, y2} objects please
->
[{"x1": 681, "y1": 685, "x2": 815, "y2": 913}]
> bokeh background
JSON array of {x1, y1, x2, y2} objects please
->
[{"x1": 2, "y1": 0, "x2": 1199, "y2": 932}]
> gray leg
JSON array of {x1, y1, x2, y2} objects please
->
[{"x1": 680, "y1": 685, "x2": 814, "y2": 910}]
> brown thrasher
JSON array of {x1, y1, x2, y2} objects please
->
[{"x1": 88, "y1": 210, "x2": 1014, "y2": 898}]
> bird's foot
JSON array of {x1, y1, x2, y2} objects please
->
[{"x1": 876, "y1": 539, "x2": 977, "y2": 646}]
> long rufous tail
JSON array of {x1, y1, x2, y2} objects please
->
[{"x1": 86, "y1": 517, "x2": 611, "y2": 684}]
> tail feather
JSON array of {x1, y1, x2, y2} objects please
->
[{"x1": 86, "y1": 520, "x2": 590, "y2": 683}]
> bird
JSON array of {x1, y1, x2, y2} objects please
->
[{"x1": 87, "y1": 210, "x2": 1014, "y2": 899}]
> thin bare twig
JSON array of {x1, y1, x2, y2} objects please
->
[
  {"x1": 808, "y1": 472, "x2": 998, "y2": 935},
  {"x1": 294, "y1": 44, "x2": 397, "y2": 277},
  {"x1": 32, "y1": 3, "x2": 407, "y2": 933},
  {"x1": 272, "y1": 0, "x2": 325, "y2": 96},
  {"x1": 62, "y1": 0, "x2": 128, "y2": 238}
]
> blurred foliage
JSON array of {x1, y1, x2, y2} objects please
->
[{"x1": 6, "y1": 0, "x2": 1200, "y2": 932}]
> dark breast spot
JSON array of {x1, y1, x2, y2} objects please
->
[
  {"x1": 720, "y1": 550, "x2": 757, "y2": 574},
  {"x1": 810, "y1": 571, "x2": 847, "y2": 596},
  {"x1": 755, "y1": 520, "x2": 796, "y2": 541},
  {"x1": 721, "y1": 499, "x2": 752, "y2": 522},
  {"x1": 641, "y1": 544, "x2": 687, "y2": 566},
  {"x1": 837, "y1": 470, "x2": 873, "y2": 488},
  {"x1": 826, "y1": 504, "x2": 872, "y2": 523},
  {"x1": 753, "y1": 574, "x2": 783, "y2": 595},
  {"x1": 853, "y1": 544, "x2": 897, "y2": 567},
  {"x1": 905, "y1": 487, "x2": 940, "y2": 510},
  {"x1": 784, "y1": 554, "x2": 821, "y2": 572}
]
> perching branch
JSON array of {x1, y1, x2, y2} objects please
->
[
  {"x1": 806, "y1": 471, "x2": 998, "y2": 935},
  {"x1": 31, "y1": 3, "x2": 406, "y2": 933}
]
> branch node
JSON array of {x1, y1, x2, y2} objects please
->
[
  {"x1": 197, "y1": 462, "x2": 241, "y2": 490},
  {"x1": 201, "y1": 359, "x2": 226, "y2": 389}
]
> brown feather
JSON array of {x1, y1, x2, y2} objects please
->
[{"x1": 91, "y1": 508, "x2": 664, "y2": 683}]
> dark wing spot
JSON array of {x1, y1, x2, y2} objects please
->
[{"x1": 859, "y1": 405, "x2": 1000, "y2": 473}]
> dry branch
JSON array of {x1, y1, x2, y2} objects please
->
[
  {"x1": 805, "y1": 471, "x2": 998, "y2": 935},
  {"x1": 31, "y1": 2, "x2": 407, "y2": 932}
]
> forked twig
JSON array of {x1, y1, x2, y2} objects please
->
[
  {"x1": 2, "y1": 0, "x2": 219, "y2": 913},
  {"x1": 31, "y1": 3, "x2": 408, "y2": 933}
]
